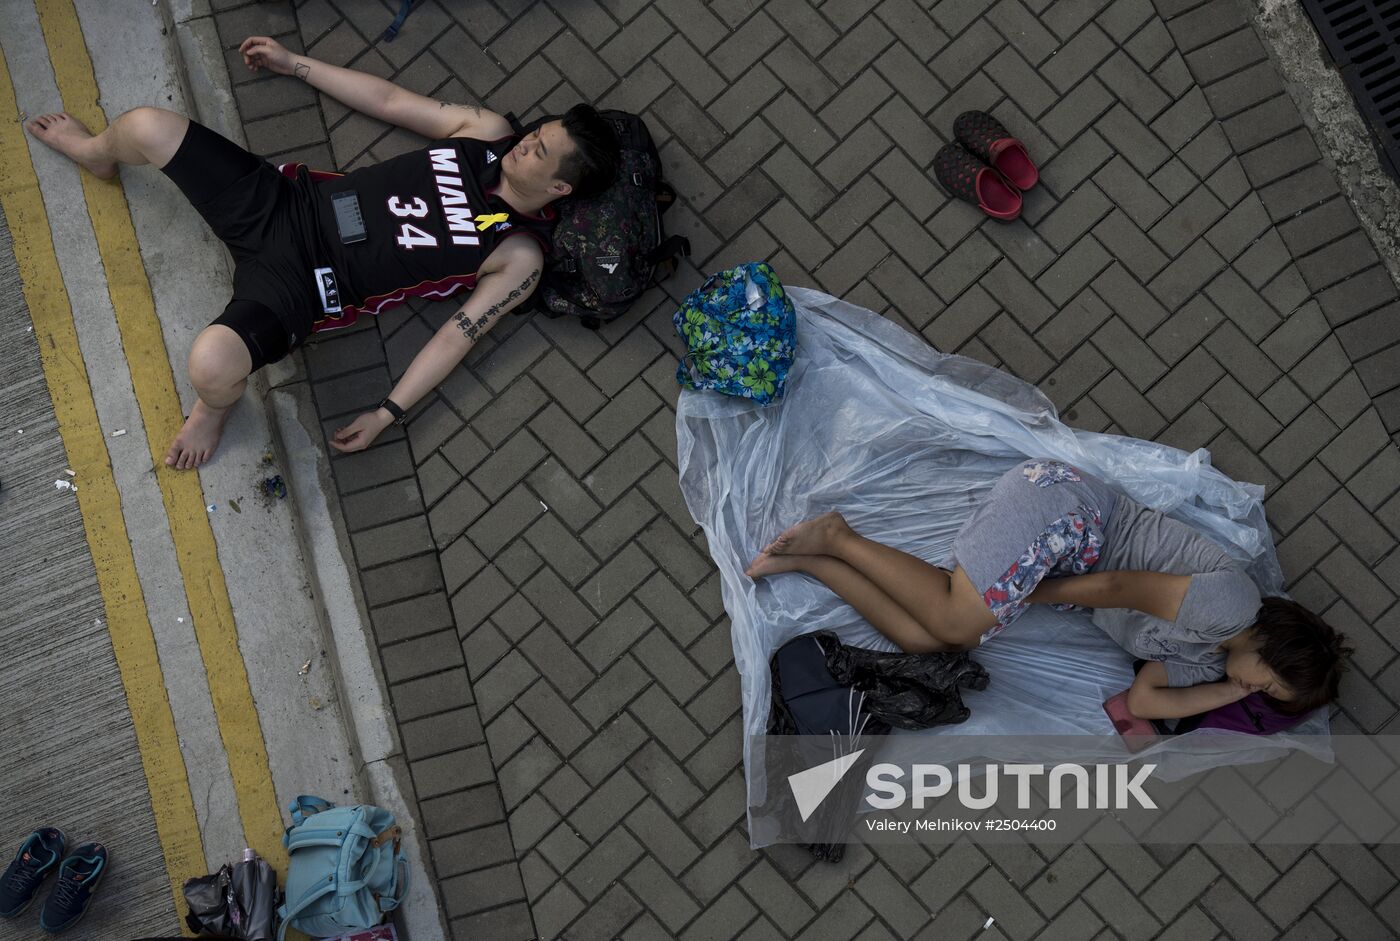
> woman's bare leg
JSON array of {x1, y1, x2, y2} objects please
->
[
  {"x1": 747, "y1": 552, "x2": 960, "y2": 652},
  {"x1": 25, "y1": 106, "x2": 189, "y2": 179},
  {"x1": 764, "y1": 512, "x2": 997, "y2": 647}
]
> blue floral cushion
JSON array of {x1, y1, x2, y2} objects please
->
[{"x1": 673, "y1": 262, "x2": 797, "y2": 406}]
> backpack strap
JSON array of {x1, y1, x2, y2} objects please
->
[
  {"x1": 503, "y1": 111, "x2": 528, "y2": 137},
  {"x1": 370, "y1": 824, "x2": 402, "y2": 849},
  {"x1": 643, "y1": 234, "x2": 691, "y2": 267},
  {"x1": 287, "y1": 795, "x2": 333, "y2": 830},
  {"x1": 655, "y1": 181, "x2": 678, "y2": 215},
  {"x1": 380, "y1": 0, "x2": 415, "y2": 41},
  {"x1": 276, "y1": 877, "x2": 340, "y2": 941}
]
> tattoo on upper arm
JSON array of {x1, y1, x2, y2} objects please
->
[
  {"x1": 438, "y1": 101, "x2": 483, "y2": 119},
  {"x1": 293, "y1": 62, "x2": 310, "y2": 81},
  {"x1": 453, "y1": 268, "x2": 541, "y2": 342}
]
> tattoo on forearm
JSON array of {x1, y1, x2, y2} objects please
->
[
  {"x1": 293, "y1": 62, "x2": 310, "y2": 81},
  {"x1": 439, "y1": 101, "x2": 483, "y2": 118},
  {"x1": 453, "y1": 268, "x2": 540, "y2": 342}
]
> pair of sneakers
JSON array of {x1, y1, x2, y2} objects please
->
[
  {"x1": 0, "y1": 828, "x2": 108, "y2": 933},
  {"x1": 934, "y1": 110, "x2": 1040, "y2": 221}
]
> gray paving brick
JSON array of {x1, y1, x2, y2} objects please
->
[
  {"x1": 1179, "y1": 122, "x2": 1234, "y2": 181},
  {"x1": 412, "y1": 744, "x2": 496, "y2": 800},
  {"x1": 1093, "y1": 155, "x2": 1171, "y2": 230},
  {"x1": 430, "y1": 820, "x2": 517, "y2": 881},
  {"x1": 421, "y1": 782, "x2": 505, "y2": 840},
  {"x1": 1150, "y1": 238, "x2": 1226, "y2": 311},
  {"x1": 575, "y1": 655, "x2": 651, "y2": 728},
  {"x1": 1206, "y1": 320, "x2": 1282, "y2": 395},
  {"x1": 391, "y1": 665, "x2": 474, "y2": 724},
  {"x1": 382, "y1": 627, "x2": 464, "y2": 684},
  {"x1": 1203, "y1": 58, "x2": 1284, "y2": 117},
  {"x1": 520, "y1": 622, "x2": 596, "y2": 695},
  {"x1": 1240, "y1": 127, "x2": 1322, "y2": 189},
  {"x1": 822, "y1": 17, "x2": 897, "y2": 86},
  {"x1": 1125, "y1": 13, "x2": 1175, "y2": 69},
  {"x1": 1141, "y1": 293, "x2": 1220, "y2": 363},
  {"x1": 1041, "y1": 282, "x2": 1114, "y2": 357},
  {"x1": 1319, "y1": 544, "x2": 1395, "y2": 621}
]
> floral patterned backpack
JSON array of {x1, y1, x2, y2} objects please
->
[{"x1": 673, "y1": 263, "x2": 797, "y2": 405}]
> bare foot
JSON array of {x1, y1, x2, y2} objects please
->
[
  {"x1": 763, "y1": 511, "x2": 850, "y2": 557},
  {"x1": 165, "y1": 399, "x2": 233, "y2": 469},
  {"x1": 745, "y1": 552, "x2": 822, "y2": 579},
  {"x1": 24, "y1": 112, "x2": 117, "y2": 180}
]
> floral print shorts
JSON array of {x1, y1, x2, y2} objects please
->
[{"x1": 978, "y1": 505, "x2": 1104, "y2": 644}]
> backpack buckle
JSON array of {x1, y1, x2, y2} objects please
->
[{"x1": 632, "y1": 171, "x2": 644, "y2": 187}]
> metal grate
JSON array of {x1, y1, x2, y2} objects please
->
[{"x1": 1301, "y1": 0, "x2": 1400, "y2": 182}]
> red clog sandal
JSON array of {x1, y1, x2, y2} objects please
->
[
  {"x1": 933, "y1": 142, "x2": 1022, "y2": 221},
  {"x1": 953, "y1": 110, "x2": 1038, "y2": 191}
]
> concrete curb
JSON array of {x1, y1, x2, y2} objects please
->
[
  {"x1": 270, "y1": 383, "x2": 449, "y2": 941},
  {"x1": 156, "y1": 4, "x2": 448, "y2": 939}
]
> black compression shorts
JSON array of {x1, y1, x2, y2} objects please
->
[{"x1": 160, "y1": 120, "x2": 316, "y2": 369}]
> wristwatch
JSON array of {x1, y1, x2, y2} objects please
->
[{"x1": 378, "y1": 397, "x2": 408, "y2": 425}]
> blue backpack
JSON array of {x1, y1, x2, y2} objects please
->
[
  {"x1": 276, "y1": 796, "x2": 408, "y2": 940},
  {"x1": 674, "y1": 262, "x2": 797, "y2": 406}
]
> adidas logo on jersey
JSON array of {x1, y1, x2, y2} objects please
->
[{"x1": 485, "y1": 150, "x2": 498, "y2": 164}]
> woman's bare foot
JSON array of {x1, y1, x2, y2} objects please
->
[
  {"x1": 763, "y1": 511, "x2": 850, "y2": 557},
  {"x1": 165, "y1": 399, "x2": 233, "y2": 470},
  {"x1": 745, "y1": 552, "x2": 823, "y2": 579},
  {"x1": 24, "y1": 112, "x2": 117, "y2": 180}
]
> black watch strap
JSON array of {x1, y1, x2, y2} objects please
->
[{"x1": 378, "y1": 397, "x2": 408, "y2": 425}]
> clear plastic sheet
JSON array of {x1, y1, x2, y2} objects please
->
[{"x1": 675, "y1": 288, "x2": 1332, "y2": 847}]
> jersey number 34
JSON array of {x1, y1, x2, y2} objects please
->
[{"x1": 389, "y1": 196, "x2": 436, "y2": 250}]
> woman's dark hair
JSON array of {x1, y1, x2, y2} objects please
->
[
  {"x1": 1254, "y1": 597, "x2": 1351, "y2": 714},
  {"x1": 557, "y1": 104, "x2": 619, "y2": 198}
]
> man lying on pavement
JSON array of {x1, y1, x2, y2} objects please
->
[{"x1": 26, "y1": 34, "x2": 619, "y2": 468}]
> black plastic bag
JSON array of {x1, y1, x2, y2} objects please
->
[
  {"x1": 818, "y1": 632, "x2": 989, "y2": 729},
  {"x1": 769, "y1": 631, "x2": 988, "y2": 735},
  {"x1": 763, "y1": 632, "x2": 989, "y2": 861},
  {"x1": 183, "y1": 853, "x2": 280, "y2": 940}
]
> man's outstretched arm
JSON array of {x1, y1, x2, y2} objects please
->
[
  {"x1": 329, "y1": 238, "x2": 545, "y2": 453},
  {"x1": 239, "y1": 36, "x2": 511, "y2": 141}
]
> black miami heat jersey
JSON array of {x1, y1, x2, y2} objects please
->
[{"x1": 283, "y1": 136, "x2": 554, "y2": 331}]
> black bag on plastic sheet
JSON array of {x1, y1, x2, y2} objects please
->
[
  {"x1": 183, "y1": 854, "x2": 281, "y2": 940},
  {"x1": 763, "y1": 632, "x2": 989, "y2": 861},
  {"x1": 770, "y1": 631, "x2": 988, "y2": 735}
]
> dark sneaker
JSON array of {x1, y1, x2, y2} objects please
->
[
  {"x1": 38, "y1": 843, "x2": 107, "y2": 934},
  {"x1": 0, "y1": 828, "x2": 66, "y2": 918}
]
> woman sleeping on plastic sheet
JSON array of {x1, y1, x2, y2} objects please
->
[
  {"x1": 745, "y1": 461, "x2": 1347, "y2": 725},
  {"x1": 674, "y1": 286, "x2": 1349, "y2": 848}
]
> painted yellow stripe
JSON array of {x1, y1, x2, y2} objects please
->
[
  {"x1": 0, "y1": 45, "x2": 204, "y2": 918},
  {"x1": 34, "y1": 0, "x2": 288, "y2": 874}
]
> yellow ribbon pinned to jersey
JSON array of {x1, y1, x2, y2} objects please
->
[{"x1": 475, "y1": 212, "x2": 510, "y2": 228}]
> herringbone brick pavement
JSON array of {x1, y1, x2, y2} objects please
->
[{"x1": 206, "y1": 0, "x2": 1400, "y2": 936}]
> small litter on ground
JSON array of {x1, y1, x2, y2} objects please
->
[
  {"x1": 54, "y1": 479, "x2": 75, "y2": 492},
  {"x1": 110, "y1": 429, "x2": 127, "y2": 437},
  {"x1": 229, "y1": 498, "x2": 241, "y2": 513},
  {"x1": 63, "y1": 468, "x2": 75, "y2": 476},
  {"x1": 539, "y1": 500, "x2": 548, "y2": 511},
  {"x1": 262, "y1": 475, "x2": 286, "y2": 500},
  {"x1": 984, "y1": 917, "x2": 995, "y2": 930},
  {"x1": 299, "y1": 658, "x2": 312, "y2": 676},
  {"x1": 206, "y1": 503, "x2": 216, "y2": 513},
  {"x1": 177, "y1": 617, "x2": 185, "y2": 624}
]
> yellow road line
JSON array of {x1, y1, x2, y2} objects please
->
[
  {"x1": 0, "y1": 44, "x2": 204, "y2": 918},
  {"x1": 34, "y1": 0, "x2": 287, "y2": 874}
]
